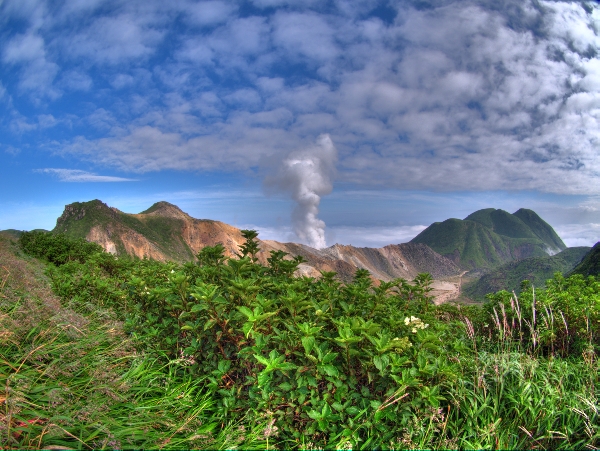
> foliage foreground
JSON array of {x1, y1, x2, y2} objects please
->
[{"x1": 1, "y1": 230, "x2": 599, "y2": 449}]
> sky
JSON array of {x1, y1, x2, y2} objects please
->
[{"x1": 1, "y1": 0, "x2": 599, "y2": 249}]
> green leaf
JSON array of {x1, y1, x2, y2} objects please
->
[
  {"x1": 203, "y1": 319, "x2": 217, "y2": 331},
  {"x1": 307, "y1": 409, "x2": 321, "y2": 420},
  {"x1": 278, "y1": 362, "x2": 298, "y2": 371},
  {"x1": 278, "y1": 382, "x2": 293, "y2": 391},
  {"x1": 346, "y1": 406, "x2": 360, "y2": 416},
  {"x1": 190, "y1": 303, "x2": 206, "y2": 313},
  {"x1": 321, "y1": 352, "x2": 338, "y2": 364},
  {"x1": 302, "y1": 336, "x2": 316, "y2": 354},
  {"x1": 180, "y1": 325, "x2": 194, "y2": 331},
  {"x1": 373, "y1": 355, "x2": 383, "y2": 371},
  {"x1": 319, "y1": 364, "x2": 339, "y2": 377},
  {"x1": 370, "y1": 400, "x2": 382, "y2": 410},
  {"x1": 237, "y1": 306, "x2": 254, "y2": 319},
  {"x1": 242, "y1": 321, "x2": 253, "y2": 338},
  {"x1": 254, "y1": 354, "x2": 270, "y2": 366}
]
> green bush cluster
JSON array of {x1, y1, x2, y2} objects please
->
[
  {"x1": 16, "y1": 230, "x2": 600, "y2": 449},
  {"x1": 121, "y1": 232, "x2": 457, "y2": 447},
  {"x1": 19, "y1": 230, "x2": 103, "y2": 266}
]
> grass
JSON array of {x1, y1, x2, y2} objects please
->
[
  {"x1": 0, "y1": 234, "x2": 269, "y2": 449},
  {"x1": 2, "y1": 231, "x2": 599, "y2": 449}
]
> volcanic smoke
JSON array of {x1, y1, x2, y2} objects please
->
[{"x1": 269, "y1": 134, "x2": 337, "y2": 249}]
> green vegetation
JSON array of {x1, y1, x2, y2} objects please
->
[
  {"x1": 52, "y1": 199, "x2": 197, "y2": 262},
  {"x1": 19, "y1": 230, "x2": 104, "y2": 265},
  {"x1": 411, "y1": 208, "x2": 567, "y2": 271},
  {"x1": 571, "y1": 242, "x2": 600, "y2": 277},
  {"x1": 1, "y1": 230, "x2": 598, "y2": 449},
  {"x1": 512, "y1": 208, "x2": 566, "y2": 250},
  {"x1": 464, "y1": 246, "x2": 591, "y2": 300}
]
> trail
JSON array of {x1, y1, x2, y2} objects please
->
[{"x1": 432, "y1": 271, "x2": 469, "y2": 304}]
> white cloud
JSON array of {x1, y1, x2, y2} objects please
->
[
  {"x1": 555, "y1": 223, "x2": 600, "y2": 247},
  {"x1": 37, "y1": 114, "x2": 58, "y2": 128},
  {"x1": 37, "y1": 168, "x2": 138, "y2": 182},
  {"x1": 181, "y1": 1, "x2": 237, "y2": 26},
  {"x1": 273, "y1": 12, "x2": 338, "y2": 63},
  {"x1": 2, "y1": 0, "x2": 600, "y2": 196},
  {"x1": 235, "y1": 223, "x2": 428, "y2": 248},
  {"x1": 60, "y1": 71, "x2": 93, "y2": 91},
  {"x1": 63, "y1": 13, "x2": 165, "y2": 64},
  {"x1": 326, "y1": 225, "x2": 428, "y2": 248},
  {"x1": 2, "y1": 31, "x2": 60, "y2": 97},
  {"x1": 3, "y1": 32, "x2": 45, "y2": 63}
]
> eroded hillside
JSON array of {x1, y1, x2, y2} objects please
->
[{"x1": 51, "y1": 200, "x2": 462, "y2": 300}]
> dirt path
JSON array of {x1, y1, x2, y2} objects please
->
[{"x1": 432, "y1": 271, "x2": 468, "y2": 304}]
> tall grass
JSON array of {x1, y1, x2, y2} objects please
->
[
  {"x1": 0, "y1": 302, "x2": 270, "y2": 449},
  {"x1": 451, "y1": 289, "x2": 599, "y2": 449},
  {"x1": 0, "y1": 237, "x2": 270, "y2": 450},
  {"x1": 2, "y1": 232, "x2": 598, "y2": 449}
]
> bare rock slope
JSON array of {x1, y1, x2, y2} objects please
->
[{"x1": 53, "y1": 200, "x2": 462, "y2": 286}]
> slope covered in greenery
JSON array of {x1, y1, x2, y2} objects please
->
[
  {"x1": 464, "y1": 246, "x2": 591, "y2": 300},
  {"x1": 571, "y1": 241, "x2": 600, "y2": 277},
  {"x1": 2, "y1": 230, "x2": 597, "y2": 449},
  {"x1": 52, "y1": 199, "x2": 199, "y2": 262},
  {"x1": 513, "y1": 208, "x2": 566, "y2": 250},
  {"x1": 411, "y1": 208, "x2": 566, "y2": 270}
]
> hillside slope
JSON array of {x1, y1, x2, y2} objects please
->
[
  {"x1": 52, "y1": 200, "x2": 462, "y2": 285},
  {"x1": 53, "y1": 200, "x2": 248, "y2": 262},
  {"x1": 463, "y1": 246, "x2": 590, "y2": 300},
  {"x1": 570, "y1": 242, "x2": 600, "y2": 276},
  {"x1": 410, "y1": 208, "x2": 566, "y2": 271}
]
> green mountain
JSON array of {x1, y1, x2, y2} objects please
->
[
  {"x1": 464, "y1": 246, "x2": 591, "y2": 300},
  {"x1": 50, "y1": 200, "x2": 462, "y2": 287},
  {"x1": 512, "y1": 208, "x2": 566, "y2": 251},
  {"x1": 410, "y1": 208, "x2": 566, "y2": 271},
  {"x1": 570, "y1": 242, "x2": 600, "y2": 276}
]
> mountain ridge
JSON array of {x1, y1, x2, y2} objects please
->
[
  {"x1": 50, "y1": 200, "x2": 462, "y2": 286},
  {"x1": 570, "y1": 242, "x2": 600, "y2": 276},
  {"x1": 410, "y1": 208, "x2": 566, "y2": 271}
]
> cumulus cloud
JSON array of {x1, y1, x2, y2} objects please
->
[
  {"x1": 37, "y1": 168, "x2": 137, "y2": 182},
  {"x1": 1, "y1": 0, "x2": 600, "y2": 195}
]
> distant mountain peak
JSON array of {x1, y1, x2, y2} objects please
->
[
  {"x1": 411, "y1": 207, "x2": 566, "y2": 271},
  {"x1": 139, "y1": 201, "x2": 191, "y2": 220}
]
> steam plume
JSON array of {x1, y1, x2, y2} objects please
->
[{"x1": 269, "y1": 134, "x2": 337, "y2": 249}]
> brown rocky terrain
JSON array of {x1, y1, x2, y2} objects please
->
[{"x1": 52, "y1": 200, "x2": 464, "y2": 301}]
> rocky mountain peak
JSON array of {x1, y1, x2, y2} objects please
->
[
  {"x1": 56, "y1": 199, "x2": 117, "y2": 225},
  {"x1": 139, "y1": 201, "x2": 191, "y2": 220}
]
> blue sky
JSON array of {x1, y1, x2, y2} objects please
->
[{"x1": 1, "y1": 0, "x2": 599, "y2": 248}]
